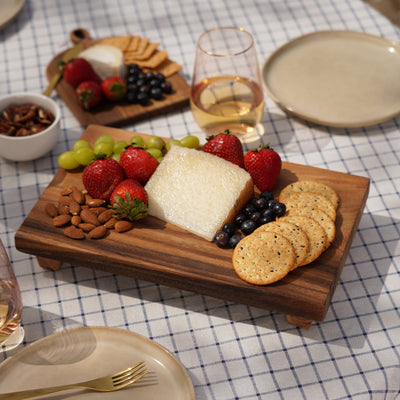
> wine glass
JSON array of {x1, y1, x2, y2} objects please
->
[
  {"x1": 191, "y1": 27, "x2": 264, "y2": 138},
  {"x1": 0, "y1": 239, "x2": 24, "y2": 351}
]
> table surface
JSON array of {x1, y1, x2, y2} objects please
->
[{"x1": 0, "y1": 1, "x2": 399, "y2": 399}]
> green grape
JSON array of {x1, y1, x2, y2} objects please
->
[
  {"x1": 146, "y1": 148, "x2": 163, "y2": 159},
  {"x1": 72, "y1": 139, "x2": 91, "y2": 152},
  {"x1": 145, "y1": 136, "x2": 165, "y2": 151},
  {"x1": 58, "y1": 151, "x2": 80, "y2": 170},
  {"x1": 74, "y1": 147, "x2": 96, "y2": 166},
  {"x1": 166, "y1": 139, "x2": 184, "y2": 151},
  {"x1": 112, "y1": 153, "x2": 121, "y2": 162},
  {"x1": 94, "y1": 141, "x2": 113, "y2": 157},
  {"x1": 95, "y1": 135, "x2": 115, "y2": 147},
  {"x1": 129, "y1": 135, "x2": 145, "y2": 147},
  {"x1": 113, "y1": 141, "x2": 129, "y2": 154},
  {"x1": 180, "y1": 135, "x2": 200, "y2": 149}
]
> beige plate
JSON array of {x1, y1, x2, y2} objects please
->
[
  {"x1": 0, "y1": 0, "x2": 25, "y2": 30},
  {"x1": 262, "y1": 30, "x2": 400, "y2": 128},
  {"x1": 0, "y1": 326, "x2": 195, "y2": 400}
]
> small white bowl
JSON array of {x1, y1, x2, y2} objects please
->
[{"x1": 0, "y1": 92, "x2": 61, "y2": 162}]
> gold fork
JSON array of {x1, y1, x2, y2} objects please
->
[{"x1": 0, "y1": 361, "x2": 147, "y2": 400}]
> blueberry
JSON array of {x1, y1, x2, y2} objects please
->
[
  {"x1": 260, "y1": 191, "x2": 274, "y2": 201},
  {"x1": 241, "y1": 220, "x2": 257, "y2": 235},
  {"x1": 137, "y1": 92, "x2": 149, "y2": 105},
  {"x1": 214, "y1": 231, "x2": 230, "y2": 248},
  {"x1": 250, "y1": 211, "x2": 261, "y2": 224},
  {"x1": 242, "y1": 203, "x2": 256, "y2": 217},
  {"x1": 234, "y1": 213, "x2": 247, "y2": 227},
  {"x1": 150, "y1": 87, "x2": 163, "y2": 100},
  {"x1": 267, "y1": 199, "x2": 277, "y2": 209},
  {"x1": 222, "y1": 222, "x2": 236, "y2": 237},
  {"x1": 155, "y1": 72, "x2": 166, "y2": 82},
  {"x1": 254, "y1": 197, "x2": 267, "y2": 210},
  {"x1": 229, "y1": 234, "x2": 243, "y2": 248},
  {"x1": 262, "y1": 208, "x2": 275, "y2": 220},
  {"x1": 273, "y1": 202, "x2": 286, "y2": 217},
  {"x1": 161, "y1": 81, "x2": 173, "y2": 94}
]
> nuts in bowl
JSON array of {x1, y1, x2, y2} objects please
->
[{"x1": 0, "y1": 92, "x2": 61, "y2": 162}]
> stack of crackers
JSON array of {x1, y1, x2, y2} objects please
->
[
  {"x1": 96, "y1": 34, "x2": 183, "y2": 77},
  {"x1": 233, "y1": 180, "x2": 340, "y2": 285}
]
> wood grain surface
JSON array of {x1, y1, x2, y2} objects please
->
[
  {"x1": 14, "y1": 125, "x2": 370, "y2": 326},
  {"x1": 46, "y1": 42, "x2": 190, "y2": 127}
]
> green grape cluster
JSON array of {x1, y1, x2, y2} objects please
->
[{"x1": 58, "y1": 134, "x2": 201, "y2": 170}]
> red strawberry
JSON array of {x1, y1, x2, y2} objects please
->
[
  {"x1": 244, "y1": 144, "x2": 282, "y2": 192},
  {"x1": 82, "y1": 158, "x2": 125, "y2": 200},
  {"x1": 75, "y1": 81, "x2": 103, "y2": 110},
  {"x1": 101, "y1": 77, "x2": 127, "y2": 101},
  {"x1": 202, "y1": 130, "x2": 244, "y2": 168},
  {"x1": 119, "y1": 146, "x2": 159, "y2": 185},
  {"x1": 110, "y1": 179, "x2": 148, "y2": 221},
  {"x1": 62, "y1": 58, "x2": 101, "y2": 88}
]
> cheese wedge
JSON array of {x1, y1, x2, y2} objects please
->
[
  {"x1": 80, "y1": 44, "x2": 126, "y2": 80},
  {"x1": 144, "y1": 146, "x2": 254, "y2": 241}
]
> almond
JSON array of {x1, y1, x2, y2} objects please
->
[
  {"x1": 57, "y1": 202, "x2": 70, "y2": 215},
  {"x1": 90, "y1": 206, "x2": 107, "y2": 217},
  {"x1": 71, "y1": 215, "x2": 82, "y2": 226},
  {"x1": 60, "y1": 185, "x2": 77, "y2": 196},
  {"x1": 64, "y1": 225, "x2": 84, "y2": 240},
  {"x1": 71, "y1": 189, "x2": 85, "y2": 204},
  {"x1": 86, "y1": 198, "x2": 106, "y2": 207},
  {"x1": 69, "y1": 200, "x2": 81, "y2": 216},
  {"x1": 79, "y1": 223, "x2": 97, "y2": 232},
  {"x1": 98, "y1": 209, "x2": 114, "y2": 223},
  {"x1": 45, "y1": 203, "x2": 58, "y2": 218},
  {"x1": 115, "y1": 220, "x2": 133, "y2": 233},
  {"x1": 80, "y1": 209, "x2": 100, "y2": 226},
  {"x1": 87, "y1": 225, "x2": 107, "y2": 239},
  {"x1": 104, "y1": 217, "x2": 118, "y2": 229},
  {"x1": 53, "y1": 214, "x2": 71, "y2": 227}
]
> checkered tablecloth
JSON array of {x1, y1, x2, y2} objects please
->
[{"x1": 1, "y1": 0, "x2": 399, "y2": 399}]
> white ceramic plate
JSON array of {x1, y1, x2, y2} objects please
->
[
  {"x1": 0, "y1": 326, "x2": 195, "y2": 399},
  {"x1": 262, "y1": 30, "x2": 400, "y2": 128},
  {"x1": 0, "y1": 0, "x2": 25, "y2": 30}
]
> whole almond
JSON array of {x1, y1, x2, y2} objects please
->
[
  {"x1": 69, "y1": 200, "x2": 81, "y2": 216},
  {"x1": 71, "y1": 189, "x2": 85, "y2": 204},
  {"x1": 71, "y1": 215, "x2": 82, "y2": 226},
  {"x1": 115, "y1": 220, "x2": 133, "y2": 233},
  {"x1": 60, "y1": 185, "x2": 77, "y2": 196},
  {"x1": 79, "y1": 223, "x2": 97, "y2": 232},
  {"x1": 90, "y1": 207, "x2": 107, "y2": 217},
  {"x1": 57, "y1": 202, "x2": 70, "y2": 215},
  {"x1": 87, "y1": 225, "x2": 107, "y2": 239},
  {"x1": 86, "y1": 198, "x2": 106, "y2": 207},
  {"x1": 98, "y1": 209, "x2": 114, "y2": 223},
  {"x1": 64, "y1": 225, "x2": 84, "y2": 240},
  {"x1": 80, "y1": 209, "x2": 100, "y2": 226},
  {"x1": 53, "y1": 214, "x2": 71, "y2": 227},
  {"x1": 104, "y1": 217, "x2": 118, "y2": 229},
  {"x1": 45, "y1": 203, "x2": 58, "y2": 218}
]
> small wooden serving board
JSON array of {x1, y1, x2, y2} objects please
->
[
  {"x1": 15, "y1": 125, "x2": 370, "y2": 328},
  {"x1": 46, "y1": 45, "x2": 190, "y2": 127}
]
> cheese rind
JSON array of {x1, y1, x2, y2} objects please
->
[
  {"x1": 80, "y1": 44, "x2": 126, "y2": 80},
  {"x1": 144, "y1": 145, "x2": 254, "y2": 241}
]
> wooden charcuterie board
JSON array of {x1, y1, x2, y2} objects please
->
[
  {"x1": 14, "y1": 125, "x2": 370, "y2": 328},
  {"x1": 46, "y1": 41, "x2": 190, "y2": 127}
]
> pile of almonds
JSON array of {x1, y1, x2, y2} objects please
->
[{"x1": 46, "y1": 185, "x2": 133, "y2": 240}]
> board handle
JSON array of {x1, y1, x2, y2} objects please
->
[{"x1": 70, "y1": 28, "x2": 91, "y2": 44}]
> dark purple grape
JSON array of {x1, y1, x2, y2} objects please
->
[
  {"x1": 222, "y1": 222, "x2": 235, "y2": 237},
  {"x1": 273, "y1": 202, "x2": 286, "y2": 217},
  {"x1": 242, "y1": 203, "x2": 256, "y2": 217},
  {"x1": 229, "y1": 234, "x2": 243, "y2": 248},
  {"x1": 250, "y1": 211, "x2": 261, "y2": 224},
  {"x1": 150, "y1": 87, "x2": 163, "y2": 100},
  {"x1": 254, "y1": 197, "x2": 267, "y2": 210},
  {"x1": 267, "y1": 199, "x2": 277, "y2": 209},
  {"x1": 241, "y1": 220, "x2": 257, "y2": 235},
  {"x1": 234, "y1": 213, "x2": 247, "y2": 227},
  {"x1": 260, "y1": 191, "x2": 274, "y2": 201},
  {"x1": 126, "y1": 91, "x2": 138, "y2": 103},
  {"x1": 155, "y1": 72, "x2": 166, "y2": 82},
  {"x1": 214, "y1": 231, "x2": 230, "y2": 248},
  {"x1": 161, "y1": 81, "x2": 173, "y2": 94},
  {"x1": 137, "y1": 92, "x2": 149, "y2": 105}
]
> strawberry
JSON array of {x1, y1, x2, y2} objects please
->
[
  {"x1": 202, "y1": 130, "x2": 244, "y2": 168},
  {"x1": 244, "y1": 144, "x2": 282, "y2": 192},
  {"x1": 110, "y1": 178, "x2": 148, "y2": 221},
  {"x1": 61, "y1": 58, "x2": 101, "y2": 88},
  {"x1": 101, "y1": 77, "x2": 127, "y2": 101},
  {"x1": 75, "y1": 81, "x2": 103, "y2": 110},
  {"x1": 82, "y1": 158, "x2": 125, "y2": 200},
  {"x1": 119, "y1": 146, "x2": 159, "y2": 185}
]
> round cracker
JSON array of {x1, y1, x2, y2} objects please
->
[
  {"x1": 279, "y1": 180, "x2": 340, "y2": 210},
  {"x1": 279, "y1": 215, "x2": 327, "y2": 266},
  {"x1": 254, "y1": 221, "x2": 309, "y2": 269},
  {"x1": 282, "y1": 192, "x2": 336, "y2": 221},
  {"x1": 284, "y1": 206, "x2": 336, "y2": 247},
  {"x1": 232, "y1": 231, "x2": 296, "y2": 285}
]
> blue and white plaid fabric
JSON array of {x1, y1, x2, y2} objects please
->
[{"x1": 1, "y1": 1, "x2": 399, "y2": 399}]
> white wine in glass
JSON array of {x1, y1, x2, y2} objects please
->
[
  {"x1": 191, "y1": 27, "x2": 264, "y2": 136},
  {"x1": 0, "y1": 240, "x2": 24, "y2": 351}
]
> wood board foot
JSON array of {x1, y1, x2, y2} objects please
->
[
  {"x1": 37, "y1": 256, "x2": 62, "y2": 271},
  {"x1": 286, "y1": 315, "x2": 312, "y2": 329}
]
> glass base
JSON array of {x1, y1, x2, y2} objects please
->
[
  {"x1": 236, "y1": 123, "x2": 265, "y2": 146},
  {"x1": 1, "y1": 325, "x2": 24, "y2": 351}
]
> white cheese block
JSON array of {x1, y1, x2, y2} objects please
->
[
  {"x1": 79, "y1": 44, "x2": 126, "y2": 80},
  {"x1": 144, "y1": 145, "x2": 254, "y2": 241}
]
